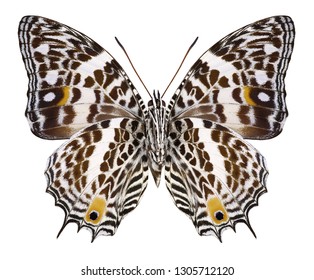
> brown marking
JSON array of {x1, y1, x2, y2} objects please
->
[
  {"x1": 197, "y1": 149, "x2": 205, "y2": 168},
  {"x1": 203, "y1": 120, "x2": 212, "y2": 128},
  {"x1": 232, "y1": 163, "x2": 240, "y2": 179},
  {"x1": 195, "y1": 88, "x2": 204, "y2": 100},
  {"x1": 121, "y1": 152, "x2": 128, "y2": 161},
  {"x1": 183, "y1": 132, "x2": 190, "y2": 141},
  {"x1": 266, "y1": 63, "x2": 275, "y2": 72},
  {"x1": 128, "y1": 145, "x2": 134, "y2": 155},
  {"x1": 80, "y1": 132, "x2": 92, "y2": 145},
  {"x1": 81, "y1": 176, "x2": 87, "y2": 189},
  {"x1": 85, "y1": 145, "x2": 95, "y2": 157},
  {"x1": 233, "y1": 61, "x2": 242, "y2": 70},
  {"x1": 232, "y1": 88, "x2": 242, "y2": 103},
  {"x1": 54, "y1": 180, "x2": 61, "y2": 188},
  {"x1": 193, "y1": 129, "x2": 199, "y2": 142},
  {"x1": 123, "y1": 131, "x2": 130, "y2": 141},
  {"x1": 34, "y1": 51, "x2": 45, "y2": 62},
  {"x1": 73, "y1": 165, "x2": 81, "y2": 180},
  {"x1": 222, "y1": 132, "x2": 233, "y2": 145},
  {"x1": 198, "y1": 143, "x2": 204, "y2": 149},
  {"x1": 77, "y1": 53, "x2": 91, "y2": 62},
  {"x1": 100, "y1": 162, "x2": 109, "y2": 172},
  {"x1": 198, "y1": 73, "x2": 210, "y2": 88},
  {"x1": 224, "y1": 160, "x2": 231, "y2": 173},
  {"x1": 232, "y1": 180, "x2": 239, "y2": 192},
  {"x1": 273, "y1": 37, "x2": 282, "y2": 48},
  {"x1": 56, "y1": 169, "x2": 61, "y2": 178},
  {"x1": 218, "y1": 145, "x2": 228, "y2": 157},
  {"x1": 187, "y1": 99, "x2": 194, "y2": 107},
  {"x1": 103, "y1": 151, "x2": 111, "y2": 161},
  {"x1": 85, "y1": 47, "x2": 99, "y2": 57},
  {"x1": 100, "y1": 120, "x2": 110, "y2": 129},
  {"x1": 205, "y1": 162, "x2": 213, "y2": 172},
  {"x1": 92, "y1": 130, "x2": 102, "y2": 142},
  {"x1": 232, "y1": 73, "x2": 240, "y2": 85},
  {"x1": 132, "y1": 139, "x2": 140, "y2": 147},
  {"x1": 218, "y1": 76, "x2": 230, "y2": 88},
  {"x1": 215, "y1": 47, "x2": 228, "y2": 56},
  {"x1": 131, "y1": 120, "x2": 139, "y2": 132},
  {"x1": 211, "y1": 130, "x2": 220, "y2": 142},
  {"x1": 228, "y1": 147, "x2": 238, "y2": 161},
  {"x1": 98, "y1": 174, "x2": 106, "y2": 186},
  {"x1": 238, "y1": 106, "x2": 251, "y2": 125},
  {"x1": 203, "y1": 150, "x2": 210, "y2": 161},
  {"x1": 128, "y1": 96, "x2": 137, "y2": 108},
  {"x1": 63, "y1": 106, "x2": 75, "y2": 125},
  {"x1": 215, "y1": 104, "x2": 226, "y2": 123},
  {"x1": 248, "y1": 187, "x2": 254, "y2": 195},
  {"x1": 58, "y1": 187, "x2": 65, "y2": 195},
  {"x1": 179, "y1": 144, "x2": 186, "y2": 155},
  {"x1": 82, "y1": 161, "x2": 89, "y2": 173},
  {"x1": 84, "y1": 76, "x2": 95, "y2": 88},
  {"x1": 176, "y1": 96, "x2": 185, "y2": 108},
  {"x1": 94, "y1": 69, "x2": 104, "y2": 85},
  {"x1": 222, "y1": 53, "x2": 236, "y2": 61},
  {"x1": 253, "y1": 180, "x2": 259, "y2": 188},
  {"x1": 31, "y1": 37, "x2": 41, "y2": 48},
  {"x1": 210, "y1": 70, "x2": 219, "y2": 85},
  {"x1": 75, "y1": 148, "x2": 85, "y2": 162},
  {"x1": 117, "y1": 157, "x2": 124, "y2": 166},
  {"x1": 217, "y1": 181, "x2": 222, "y2": 194},
  {"x1": 71, "y1": 61, "x2": 81, "y2": 70},
  {"x1": 190, "y1": 157, "x2": 196, "y2": 166},
  {"x1": 185, "y1": 153, "x2": 192, "y2": 161},
  {"x1": 71, "y1": 88, "x2": 81, "y2": 103}
]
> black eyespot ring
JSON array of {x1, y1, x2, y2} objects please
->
[
  {"x1": 89, "y1": 210, "x2": 99, "y2": 221},
  {"x1": 215, "y1": 210, "x2": 224, "y2": 221}
]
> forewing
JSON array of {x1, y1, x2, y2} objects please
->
[
  {"x1": 168, "y1": 16, "x2": 295, "y2": 139},
  {"x1": 165, "y1": 118, "x2": 267, "y2": 239},
  {"x1": 45, "y1": 118, "x2": 148, "y2": 239},
  {"x1": 19, "y1": 16, "x2": 145, "y2": 139}
]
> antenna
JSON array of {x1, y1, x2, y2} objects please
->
[
  {"x1": 161, "y1": 37, "x2": 198, "y2": 98},
  {"x1": 115, "y1": 37, "x2": 152, "y2": 98}
]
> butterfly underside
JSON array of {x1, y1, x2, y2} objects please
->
[{"x1": 19, "y1": 15, "x2": 294, "y2": 241}]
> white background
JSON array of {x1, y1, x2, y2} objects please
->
[{"x1": 1, "y1": 0, "x2": 313, "y2": 279}]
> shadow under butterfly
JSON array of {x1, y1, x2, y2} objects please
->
[{"x1": 18, "y1": 15, "x2": 295, "y2": 242}]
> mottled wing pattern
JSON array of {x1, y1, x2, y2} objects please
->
[
  {"x1": 165, "y1": 16, "x2": 294, "y2": 238},
  {"x1": 165, "y1": 118, "x2": 267, "y2": 239},
  {"x1": 168, "y1": 16, "x2": 295, "y2": 139},
  {"x1": 19, "y1": 16, "x2": 145, "y2": 139},
  {"x1": 45, "y1": 118, "x2": 148, "y2": 239},
  {"x1": 19, "y1": 15, "x2": 294, "y2": 240}
]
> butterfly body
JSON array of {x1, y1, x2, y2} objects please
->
[
  {"x1": 19, "y1": 15, "x2": 294, "y2": 240},
  {"x1": 146, "y1": 90, "x2": 167, "y2": 186}
]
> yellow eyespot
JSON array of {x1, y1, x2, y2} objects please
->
[
  {"x1": 85, "y1": 197, "x2": 106, "y2": 225},
  {"x1": 207, "y1": 197, "x2": 229, "y2": 224},
  {"x1": 57, "y1": 86, "x2": 70, "y2": 106},
  {"x1": 243, "y1": 86, "x2": 256, "y2": 106}
]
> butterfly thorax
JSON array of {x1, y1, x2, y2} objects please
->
[{"x1": 146, "y1": 90, "x2": 167, "y2": 186}]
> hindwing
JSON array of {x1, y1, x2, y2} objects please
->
[
  {"x1": 45, "y1": 118, "x2": 148, "y2": 239},
  {"x1": 165, "y1": 118, "x2": 267, "y2": 239}
]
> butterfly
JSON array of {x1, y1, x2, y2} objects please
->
[{"x1": 18, "y1": 15, "x2": 295, "y2": 241}]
